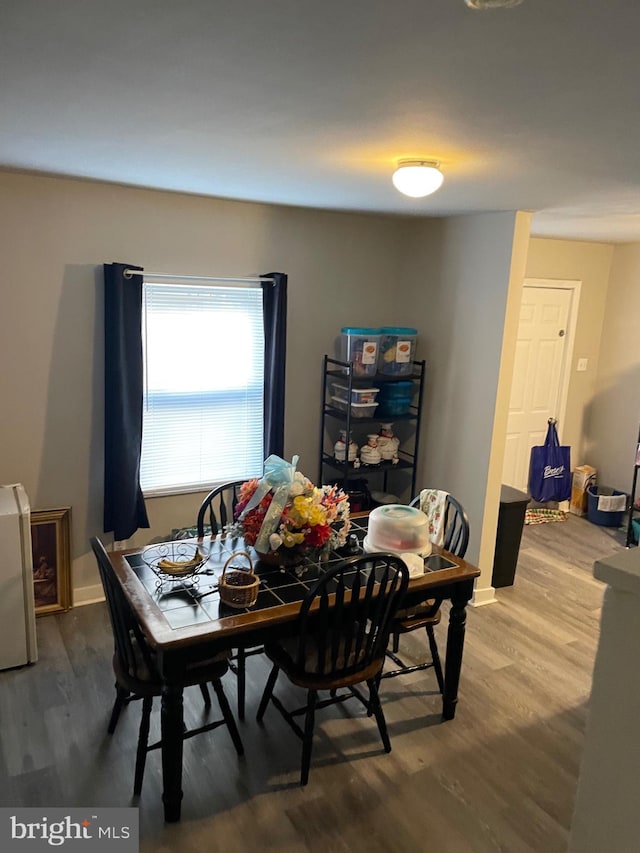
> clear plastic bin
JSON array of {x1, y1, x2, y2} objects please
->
[
  {"x1": 378, "y1": 327, "x2": 418, "y2": 376},
  {"x1": 331, "y1": 383, "x2": 380, "y2": 404},
  {"x1": 331, "y1": 397, "x2": 379, "y2": 418},
  {"x1": 339, "y1": 327, "x2": 381, "y2": 377}
]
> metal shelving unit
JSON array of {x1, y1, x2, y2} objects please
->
[{"x1": 318, "y1": 355, "x2": 425, "y2": 502}]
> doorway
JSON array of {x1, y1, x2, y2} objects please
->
[{"x1": 502, "y1": 278, "x2": 581, "y2": 492}]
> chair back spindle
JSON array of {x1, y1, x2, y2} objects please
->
[
  {"x1": 196, "y1": 480, "x2": 245, "y2": 538},
  {"x1": 410, "y1": 492, "x2": 470, "y2": 558}
]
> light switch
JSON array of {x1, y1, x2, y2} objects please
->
[{"x1": 577, "y1": 358, "x2": 588, "y2": 372}]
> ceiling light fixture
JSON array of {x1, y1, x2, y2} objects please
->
[
  {"x1": 392, "y1": 159, "x2": 444, "y2": 198},
  {"x1": 464, "y1": 0, "x2": 524, "y2": 9}
]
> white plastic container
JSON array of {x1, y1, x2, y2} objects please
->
[
  {"x1": 331, "y1": 397, "x2": 379, "y2": 418},
  {"x1": 331, "y1": 383, "x2": 380, "y2": 404},
  {"x1": 378, "y1": 327, "x2": 418, "y2": 376},
  {"x1": 339, "y1": 327, "x2": 381, "y2": 377}
]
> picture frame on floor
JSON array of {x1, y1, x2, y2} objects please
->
[{"x1": 30, "y1": 507, "x2": 72, "y2": 615}]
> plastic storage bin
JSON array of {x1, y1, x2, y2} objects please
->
[
  {"x1": 377, "y1": 397, "x2": 412, "y2": 417},
  {"x1": 331, "y1": 397, "x2": 379, "y2": 418},
  {"x1": 339, "y1": 327, "x2": 381, "y2": 377},
  {"x1": 331, "y1": 383, "x2": 379, "y2": 404},
  {"x1": 377, "y1": 380, "x2": 414, "y2": 416},
  {"x1": 377, "y1": 380, "x2": 414, "y2": 399},
  {"x1": 491, "y1": 485, "x2": 530, "y2": 588},
  {"x1": 378, "y1": 327, "x2": 417, "y2": 376},
  {"x1": 587, "y1": 486, "x2": 627, "y2": 527}
]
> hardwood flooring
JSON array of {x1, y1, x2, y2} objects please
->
[{"x1": 0, "y1": 516, "x2": 627, "y2": 852}]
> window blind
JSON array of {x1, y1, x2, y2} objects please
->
[{"x1": 140, "y1": 282, "x2": 265, "y2": 494}]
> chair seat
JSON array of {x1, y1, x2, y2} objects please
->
[
  {"x1": 265, "y1": 637, "x2": 383, "y2": 691},
  {"x1": 394, "y1": 599, "x2": 441, "y2": 632},
  {"x1": 113, "y1": 644, "x2": 230, "y2": 697}
]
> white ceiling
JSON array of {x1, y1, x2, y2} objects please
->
[{"x1": 2, "y1": 0, "x2": 640, "y2": 243}]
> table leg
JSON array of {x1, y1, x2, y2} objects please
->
[
  {"x1": 160, "y1": 681, "x2": 184, "y2": 822},
  {"x1": 442, "y1": 579, "x2": 474, "y2": 721}
]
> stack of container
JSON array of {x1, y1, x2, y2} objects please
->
[{"x1": 339, "y1": 326, "x2": 418, "y2": 377}]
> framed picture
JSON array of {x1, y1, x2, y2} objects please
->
[{"x1": 30, "y1": 507, "x2": 72, "y2": 616}]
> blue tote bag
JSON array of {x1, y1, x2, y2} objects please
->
[{"x1": 529, "y1": 420, "x2": 571, "y2": 502}]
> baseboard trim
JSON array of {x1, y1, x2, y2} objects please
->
[
  {"x1": 471, "y1": 585, "x2": 497, "y2": 607},
  {"x1": 73, "y1": 584, "x2": 104, "y2": 607}
]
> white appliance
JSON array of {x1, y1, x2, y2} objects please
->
[{"x1": 0, "y1": 484, "x2": 38, "y2": 668}]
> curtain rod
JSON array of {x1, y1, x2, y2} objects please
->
[{"x1": 123, "y1": 269, "x2": 275, "y2": 284}]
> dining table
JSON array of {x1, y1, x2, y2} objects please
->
[{"x1": 107, "y1": 513, "x2": 480, "y2": 822}]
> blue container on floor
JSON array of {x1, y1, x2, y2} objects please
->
[{"x1": 587, "y1": 486, "x2": 627, "y2": 527}]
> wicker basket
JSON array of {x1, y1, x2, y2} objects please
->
[{"x1": 219, "y1": 551, "x2": 259, "y2": 609}]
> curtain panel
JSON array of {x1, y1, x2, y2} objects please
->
[
  {"x1": 103, "y1": 263, "x2": 150, "y2": 541},
  {"x1": 262, "y1": 272, "x2": 287, "y2": 458}
]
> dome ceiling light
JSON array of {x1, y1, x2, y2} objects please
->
[{"x1": 392, "y1": 160, "x2": 444, "y2": 198}]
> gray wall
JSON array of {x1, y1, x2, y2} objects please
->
[
  {"x1": 400, "y1": 212, "x2": 523, "y2": 571},
  {"x1": 0, "y1": 170, "x2": 519, "y2": 597}
]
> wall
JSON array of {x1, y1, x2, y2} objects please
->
[
  {"x1": 0, "y1": 170, "x2": 521, "y2": 601},
  {"x1": 587, "y1": 243, "x2": 640, "y2": 491},
  {"x1": 525, "y1": 237, "x2": 614, "y2": 464},
  {"x1": 400, "y1": 211, "x2": 529, "y2": 599},
  {"x1": 0, "y1": 171, "x2": 412, "y2": 597}
]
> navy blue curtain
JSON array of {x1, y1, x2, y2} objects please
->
[
  {"x1": 262, "y1": 272, "x2": 287, "y2": 457},
  {"x1": 103, "y1": 263, "x2": 149, "y2": 540}
]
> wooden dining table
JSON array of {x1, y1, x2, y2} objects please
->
[{"x1": 107, "y1": 514, "x2": 480, "y2": 822}]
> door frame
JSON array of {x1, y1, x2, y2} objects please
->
[{"x1": 520, "y1": 277, "x2": 581, "y2": 444}]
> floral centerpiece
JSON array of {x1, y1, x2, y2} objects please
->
[{"x1": 228, "y1": 455, "x2": 350, "y2": 566}]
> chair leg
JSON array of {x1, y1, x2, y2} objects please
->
[
  {"x1": 256, "y1": 663, "x2": 279, "y2": 722},
  {"x1": 199, "y1": 682, "x2": 212, "y2": 708},
  {"x1": 300, "y1": 689, "x2": 317, "y2": 786},
  {"x1": 236, "y1": 647, "x2": 246, "y2": 720},
  {"x1": 133, "y1": 696, "x2": 153, "y2": 796},
  {"x1": 107, "y1": 684, "x2": 129, "y2": 735},
  {"x1": 426, "y1": 624, "x2": 445, "y2": 694},
  {"x1": 392, "y1": 630, "x2": 400, "y2": 654},
  {"x1": 211, "y1": 679, "x2": 244, "y2": 757},
  {"x1": 367, "y1": 678, "x2": 391, "y2": 753}
]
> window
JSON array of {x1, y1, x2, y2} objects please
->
[{"x1": 140, "y1": 281, "x2": 264, "y2": 494}]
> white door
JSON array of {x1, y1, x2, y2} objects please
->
[{"x1": 502, "y1": 283, "x2": 576, "y2": 492}]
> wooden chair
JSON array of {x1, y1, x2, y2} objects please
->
[
  {"x1": 90, "y1": 537, "x2": 244, "y2": 796},
  {"x1": 256, "y1": 553, "x2": 409, "y2": 785},
  {"x1": 380, "y1": 492, "x2": 470, "y2": 692},
  {"x1": 196, "y1": 479, "x2": 245, "y2": 538},
  {"x1": 197, "y1": 480, "x2": 260, "y2": 720}
]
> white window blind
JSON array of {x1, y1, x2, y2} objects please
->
[{"x1": 140, "y1": 281, "x2": 265, "y2": 494}]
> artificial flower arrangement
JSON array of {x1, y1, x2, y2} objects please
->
[{"x1": 228, "y1": 455, "x2": 350, "y2": 561}]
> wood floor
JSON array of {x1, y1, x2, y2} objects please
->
[{"x1": 0, "y1": 516, "x2": 627, "y2": 852}]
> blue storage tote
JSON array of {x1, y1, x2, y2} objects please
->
[{"x1": 587, "y1": 486, "x2": 627, "y2": 527}]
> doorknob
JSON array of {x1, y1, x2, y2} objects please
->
[{"x1": 559, "y1": 329, "x2": 565, "y2": 337}]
